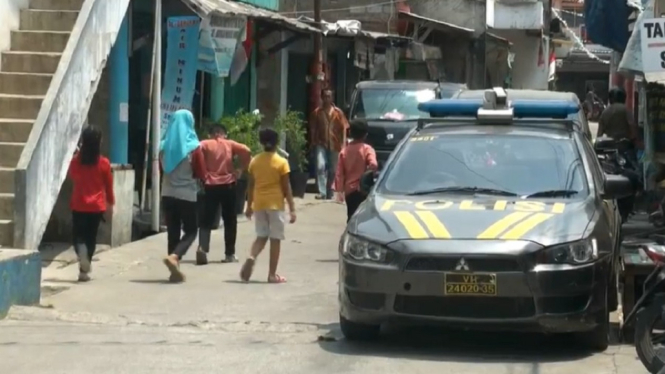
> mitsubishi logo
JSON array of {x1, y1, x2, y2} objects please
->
[{"x1": 455, "y1": 258, "x2": 470, "y2": 271}]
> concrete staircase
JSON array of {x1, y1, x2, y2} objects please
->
[{"x1": 0, "y1": 0, "x2": 83, "y2": 247}]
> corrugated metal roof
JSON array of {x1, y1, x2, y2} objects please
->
[
  {"x1": 397, "y1": 10, "x2": 474, "y2": 35},
  {"x1": 181, "y1": 0, "x2": 320, "y2": 33}
]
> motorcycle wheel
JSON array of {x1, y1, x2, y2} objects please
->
[{"x1": 635, "y1": 304, "x2": 665, "y2": 373}]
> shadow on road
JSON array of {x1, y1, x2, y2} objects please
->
[{"x1": 317, "y1": 322, "x2": 623, "y2": 366}]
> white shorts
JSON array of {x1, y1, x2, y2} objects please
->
[{"x1": 254, "y1": 210, "x2": 285, "y2": 240}]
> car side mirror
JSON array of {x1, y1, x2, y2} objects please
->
[
  {"x1": 360, "y1": 170, "x2": 376, "y2": 193},
  {"x1": 602, "y1": 174, "x2": 633, "y2": 200}
]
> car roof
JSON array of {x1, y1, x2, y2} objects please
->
[
  {"x1": 356, "y1": 80, "x2": 466, "y2": 91},
  {"x1": 454, "y1": 89, "x2": 580, "y2": 103}
]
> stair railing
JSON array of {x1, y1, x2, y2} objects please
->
[{"x1": 13, "y1": 0, "x2": 130, "y2": 249}]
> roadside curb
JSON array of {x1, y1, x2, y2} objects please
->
[{"x1": 0, "y1": 249, "x2": 42, "y2": 319}]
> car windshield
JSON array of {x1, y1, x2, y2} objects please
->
[
  {"x1": 378, "y1": 133, "x2": 588, "y2": 197},
  {"x1": 351, "y1": 88, "x2": 437, "y2": 120}
]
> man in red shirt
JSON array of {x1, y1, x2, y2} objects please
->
[
  {"x1": 197, "y1": 125, "x2": 251, "y2": 264},
  {"x1": 334, "y1": 121, "x2": 378, "y2": 222}
]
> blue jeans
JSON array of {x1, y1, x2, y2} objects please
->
[{"x1": 315, "y1": 146, "x2": 339, "y2": 198}]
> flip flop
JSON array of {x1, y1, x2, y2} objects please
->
[
  {"x1": 268, "y1": 274, "x2": 287, "y2": 284},
  {"x1": 240, "y1": 258, "x2": 255, "y2": 282}
]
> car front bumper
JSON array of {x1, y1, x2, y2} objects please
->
[{"x1": 339, "y1": 254, "x2": 610, "y2": 333}]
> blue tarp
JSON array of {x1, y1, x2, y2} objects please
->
[{"x1": 584, "y1": 0, "x2": 631, "y2": 52}]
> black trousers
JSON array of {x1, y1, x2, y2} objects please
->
[
  {"x1": 199, "y1": 184, "x2": 237, "y2": 255},
  {"x1": 162, "y1": 196, "x2": 198, "y2": 259},
  {"x1": 72, "y1": 211, "x2": 104, "y2": 262},
  {"x1": 346, "y1": 191, "x2": 367, "y2": 223}
]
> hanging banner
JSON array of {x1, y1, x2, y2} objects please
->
[
  {"x1": 161, "y1": 16, "x2": 200, "y2": 132},
  {"x1": 198, "y1": 15, "x2": 246, "y2": 77}
]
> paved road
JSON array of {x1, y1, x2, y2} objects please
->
[{"x1": 0, "y1": 198, "x2": 647, "y2": 373}]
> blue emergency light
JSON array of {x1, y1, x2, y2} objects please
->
[{"x1": 418, "y1": 99, "x2": 579, "y2": 119}]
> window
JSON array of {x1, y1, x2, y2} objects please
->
[
  {"x1": 379, "y1": 133, "x2": 588, "y2": 197},
  {"x1": 351, "y1": 88, "x2": 437, "y2": 120}
]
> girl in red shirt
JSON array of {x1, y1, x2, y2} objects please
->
[{"x1": 68, "y1": 126, "x2": 115, "y2": 282}]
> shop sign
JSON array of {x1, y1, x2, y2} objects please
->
[
  {"x1": 640, "y1": 18, "x2": 665, "y2": 75},
  {"x1": 161, "y1": 16, "x2": 200, "y2": 132},
  {"x1": 198, "y1": 15, "x2": 246, "y2": 77}
]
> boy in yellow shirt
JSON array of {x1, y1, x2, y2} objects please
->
[{"x1": 241, "y1": 128, "x2": 297, "y2": 283}]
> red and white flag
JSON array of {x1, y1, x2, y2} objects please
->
[
  {"x1": 229, "y1": 20, "x2": 253, "y2": 86},
  {"x1": 548, "y1": 49, "x2": 556, "y2": 82}
]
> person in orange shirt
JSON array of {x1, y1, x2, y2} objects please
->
[
  {"x1": 309, "y1": 89, "x2": 349, "y2": 200},
  {"x1": 68, "y1": 126, "x2": 115, "y2": 282},
  {"x1": 197, "y1": 125, "x2": 251, "y2": 265},
  {"x1": 334, "y1": 121, "x2": 378, "y2": 222},
  {"x1": 240, "y1": 128, "x2": 296, "y2": 284}
]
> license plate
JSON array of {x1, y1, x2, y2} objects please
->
[{"x1": 444, "y1": 272, "x2": 497, "y2": 296}]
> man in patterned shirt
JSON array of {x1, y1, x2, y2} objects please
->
[{"x1": 309, "y1": 89, "x2": 349, "y2": 199}]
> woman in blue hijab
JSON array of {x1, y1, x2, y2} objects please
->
[{"x1": 160, "y1": 109, "x2": 207, "y2": 282}]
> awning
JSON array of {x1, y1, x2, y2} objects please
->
[
  {"x1": 397, "y1": 10, "x2": 474, "y2": 37},
  {"x1": 180, "y1": 0, "x2": 320, "y2": 34}
]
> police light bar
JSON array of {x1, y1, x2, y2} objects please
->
[
  {"x1": 418, "y1": 99, "x2": 579, "y2": 119},
  {"x1": 418, "y1": 99, "x2": 482, "y2": 117}
]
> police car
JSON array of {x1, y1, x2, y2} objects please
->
[{"x1": 338, "y1": 88, "x2": 632, "y2": 351}]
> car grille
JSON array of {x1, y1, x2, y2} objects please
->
[
  {"x1": 405, "y1": 257, "x2": 521, "y2": 272},
  {"x1": 394, "y1": 295, "x2": 536, "y2": 319}
]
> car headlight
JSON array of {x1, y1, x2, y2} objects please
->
[
  {"x1": 341, "y1": 233, "x2": 393, "y2": 263},
  {"x1": 538, "y1": 238, "x2": 598, "y2": 265}
]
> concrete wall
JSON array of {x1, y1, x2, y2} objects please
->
[
  {"x1": 0, "y1": 0, "x2": 29, "y2": 68},
  {"x1": 42, "y1": 64, "x2": 133, "y2": 246},
  {"x1": 409, "y1": 0, "x2": 484, "y2": 33},
  {"x1": 0, "y1": 250, "x2": 41, "y2": 319},
  {"x1": 280, "y1": 0, "x2": 399, "y2": 32},
  {"x1": 495, "y1": 30, "x2": 549, "y2": 89}
]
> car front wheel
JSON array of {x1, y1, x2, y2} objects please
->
[{"x1": 339, "y1": 315, "x2": 380, "y2": 341}]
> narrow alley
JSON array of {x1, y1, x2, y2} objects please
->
[{"x1": 0, "y1": 198, "x2": 645, "y2": 374}]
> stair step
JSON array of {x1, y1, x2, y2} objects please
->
[
  {"x1": 0, "y1": 72, "x2": 52, "y2": 96},
  {"x1": 20, "y1": 10, "x2": 79, "y2": 32},
  {"x1": 0, "y1": 94, "x2": 44, "y2": 120},
  {"x1": 0, "y1": 142, "x2": 25, "y2": 168},
  {"x1": 10, "y1": 30, "x2": 70, "y2": 53},
  {"x1": 0, "y1": 119, "x2": 34, "y2": 143},
  {"x1": 1, "y1": 51, "x2": 61, "y2": 74},
  {"x1": 30, "y1": 0, "x2": 84, "y2": 11},
  {"x1": 0, "y1": 168, "x2": 15, "y2": 194},
  {"x1": 0, "y1": 193, "x2": 14, "y2": 221},
  {"x1": 0, "y1": 219, "x2": 13, "y2": 247}
]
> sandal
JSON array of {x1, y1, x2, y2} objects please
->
[
  {"x1": 163, "y1": 256, "x2": 185, "y2": 283},
  {"x1": 240, "y1": 258, "x2": 255, "y2": 282},
  {"x1": 268, "y1": 274, "x2": 287, "y2": 284}
]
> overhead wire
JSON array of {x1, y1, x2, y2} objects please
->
[{"x1": 552, "y1": 9, "x2": 610, "y2": 65}]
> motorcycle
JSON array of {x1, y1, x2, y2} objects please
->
[
  {"x1": 594, "y1": 136, "x2": 642, "y2": 222},
  {"x1": 622, "y1": 239, "x2": 665, "y2": 373}
]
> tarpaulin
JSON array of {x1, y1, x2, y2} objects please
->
[
  {"x1": 619, "y1": 0, "x2": 651, "y2": 76},
  {"x1": 584, "y1": 0, "x2": 632, "y2": 52}
]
